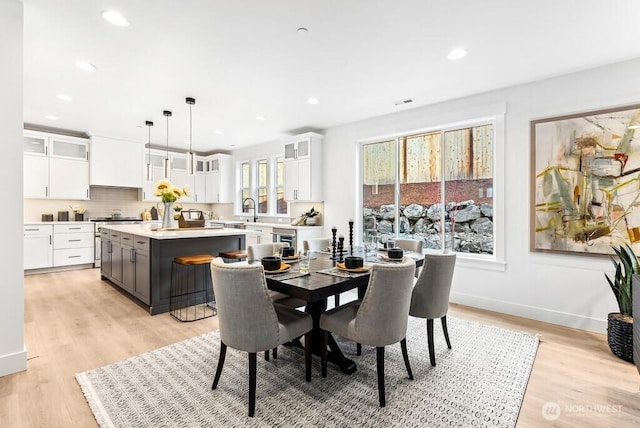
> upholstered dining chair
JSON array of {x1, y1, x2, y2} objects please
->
[
  {"x1": 303, "y1": 238, "x2": 331, "y2": 252},
  {"x1": 393, "y1": 238, "x2": 424, "y2": 278},
  {"x1": 303, "y1": 238, "x2": 343, "y2": 307},
  {"x1": 209, "y1": 258, "x2": 313, "y2": 417},
  {"x1": 409, "y1": 253, "x2": 456, "y2": 367},
  {"x1": 247, "y1": 243, "x2": 305, "y2": 309},
  {"x1": 319, "y1": 257, "x2": 416, "y2": 407}
]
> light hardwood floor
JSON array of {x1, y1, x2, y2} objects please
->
[{"x1": 1, "y1": 268, "x2": 639, "y2": 427}]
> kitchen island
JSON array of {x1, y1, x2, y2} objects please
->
[{"x1": 99, "y1": 224, "x2": 251, "y2": 315}]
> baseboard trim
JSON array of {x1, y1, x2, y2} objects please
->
[
  {"x1": 451, "y1": 292, "x2": 607, "y2": 333},
  {"x1": 0, "y1": 346, "x2": 27, "y2": 377}
]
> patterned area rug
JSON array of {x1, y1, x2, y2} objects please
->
[{"x1": 76, "y1": 316, "x2": 539, "y2": 428}]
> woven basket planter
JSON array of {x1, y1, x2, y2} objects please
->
[{"x1": 607, "y1": 313, "x2": 634, "y2": 363}]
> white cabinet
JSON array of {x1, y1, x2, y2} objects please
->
[
  {"x1": 90, "y1": 135, "x2": 144, "y2": 188},
  {"x1": 244, "y1": 224, "x2": 273, "y2": 248},
  {"x1": 24, "y1": 225, "x2": 53, "y2": 270},
  {"x1": 205, "y1": 154, "x2": 233, "y2": 203},
  {"x1": 170, "y1": 153, "x2": 195, "y2": 202},
  {"x1": 141, "y1": 150, "x2": 167, "y2": 201},
  {"x1": 283, "y1": 133, "x2": 323, "y2": 201},
  {"x1": 23, "y1": 131, "x2": 90, "y2": 200},
  {"x1": 192, "y1": 157, "x2": 207, "y2": 203},
  {"x1": 53, "y1": 223, "x2": 94, "y2": 267}
]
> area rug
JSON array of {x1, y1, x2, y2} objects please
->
[{"x1": 76, "y1": 317, "x2": 539, "y2": 428}]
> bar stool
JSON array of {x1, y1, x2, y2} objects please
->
[
  {"x1": 218, "y1": 250, "x2": 247, "y2": 263},
  {"x1": 170, "y1": 254, "x2": 216, "y2": 322}
]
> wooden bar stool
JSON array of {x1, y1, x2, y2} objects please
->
[
  {"x1": 218, "y1": 250, "x2": 247, "y2": 263},
  {"x1": 170, "y1": 254, "x2": 216, "y2": 322}
]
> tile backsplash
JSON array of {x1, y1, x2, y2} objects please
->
[{"x1": 24, "y1": 187, "x2": 215, "y2": 222}]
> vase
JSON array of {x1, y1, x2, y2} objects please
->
[
  {"x1": 162, "y1": 201, "x2": 174, "y2": 229},
  {"x1": 305, "y1": 216, "x2": 317, "y2": 226}
]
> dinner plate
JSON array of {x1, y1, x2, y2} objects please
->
[
  {"x1": 282, "y1": 255, "x2": 299, "y2": 262},
  {"x1": 336, "y1": 263, "x2": 371, "y2": 273},
  {"x1": 378, "y1": 254, "x2": 405, "y2": 261},
  {"x1": 264, "y1": 263, "x2": 291, "y2": 274}
]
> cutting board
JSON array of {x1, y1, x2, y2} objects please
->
[{"x1": 150, "y1": 206, "x2": 158, "y2": 220}]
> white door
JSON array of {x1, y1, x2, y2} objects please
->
[
  {"x1": 24, "y1": 155, "x2": 49, "y2": 198},
  {"x1": 24, "y1": 234, "x2": 52, "y2": 269},
  {"x1": 49, "y1": 158, "x2": 89, "y2": 200}
]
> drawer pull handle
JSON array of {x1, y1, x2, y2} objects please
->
[
  {"x1": 68, "y1": 239, "x2": 81, "y2": 242},
  {"x1": 68, "y1": 255, "x2": 81, "y2": 258},
  {"x1": 68, "y1": 227, "x2": 81, "y2": 230},
  {"x1": 25, "y1": 228, "x2": 40, "y2": 231}
]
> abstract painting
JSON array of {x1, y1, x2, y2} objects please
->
[{"x1": 531, "y1": 104, "x2": 640, "y2": 255}]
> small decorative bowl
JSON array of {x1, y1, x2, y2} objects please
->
[
  {"x1": 281, "y1": 247, "x2": 295, "y2": 258},
  {"x1": 261, "y1": 256, "x2": 282, "y2": 271},
  {"x1": 387, "y1": 248, "x2": 404, "y2": 259},
  {"x1": 344, "y1": 256, "x2": 364, "y2": 269}
]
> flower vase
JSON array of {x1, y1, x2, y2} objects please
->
[
  {"x1": 305, "y1": 216, "x2": 317, "y2": 226},
  {"x1": 162, "y1": 202, "x2": 174, "y2": 229}
]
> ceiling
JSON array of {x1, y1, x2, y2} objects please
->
[{"x1": 23, "y1": 0, "x2": 640, "y2": 153}]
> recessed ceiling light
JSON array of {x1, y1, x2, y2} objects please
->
[
  {"x1": 75, "y1": 61, "x2": 97, "y2": 71},
  {"x1": 57, "y1": 94, "x2": 72, "y2": 101},
  {"x1": 447, "y1": 48, "x2": 467, "y2": 60},
  {"x1": 102, "y1": 10, "x2": 130, "y2": 27},
  {"x1": 256, "y1": 116, "x2": 266, "y2": 121},
  {"x1": 215, "y1": 130, "x2": 223, "y2": 135},
  {"x1": 307, "y1": 97, "x2": 319, "y2": 105},
  {"x1": 46, "y1": 115, "x2": 58, "y2": 120},
  {"x1": 297, "y1": 27, "x2": 308, "y2": 34}
]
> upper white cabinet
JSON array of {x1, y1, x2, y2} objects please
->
[
  {"x1": 169, "y1": 153, "x2": 195, "y2": 202},
  {"x1": 141, "y1": 150, "x2": 166, "y2": 201},
  {"x1": 192, "y1": 157, "x2": 207, "y2": 203},
  {"x1": 23, "y1": 130, "x2": 90, "y2": 200},
  {"x1": 205, "y1": 154, "x2": 233, "y2": 203},
  {"x1": 90, "y1": 135, "x2": 144, "y2": 188},
  {"x1": 283, "y1": 132, "x2": 323, "y2": 201}
]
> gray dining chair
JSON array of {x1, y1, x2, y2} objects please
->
[
  {"x1": 303, "y1": 238, "x2": 331, "y2": 252},
  {"x1": 247, "y1": 243, "x2": 305, "y2": 310},
  {"x1": 303, "y1": 238, "x2": 342, "y2": 307},
  {"x1": 393, "y1": 238, "x2": 424, "y2": 278},
  {"x1": 319, "y1": 257, "x2": 416, "y2": 407},
  {"x1": 409, "y1": 253, "x2": 456, "y2": 366},
  {"x1": 209, "y1": 258, "x2": 313, "y2": 417}
]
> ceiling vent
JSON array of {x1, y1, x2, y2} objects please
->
[{"x1": 394, "y1": 98, "x2": 414, "y2": 106}]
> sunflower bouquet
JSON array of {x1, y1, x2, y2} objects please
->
[{"x1": 154, "y1": 179, "x2": 189, "y2": 203}]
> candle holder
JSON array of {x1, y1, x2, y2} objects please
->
[
  {"x1": 348, "y1": 220, "x2": 354, "y2": 255},
  {"x1": 331, "y1": 227, "x2": 338, "y2": 260},
  {"x1": 338, "y1": 235, "x2": 345, "y2": 262}
]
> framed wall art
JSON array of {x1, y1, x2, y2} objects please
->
[{"x1": 531, "y1": 104, "x2": 640, "y2": 256}]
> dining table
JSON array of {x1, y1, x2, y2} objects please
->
[{"x1": 262, "y1": 250, "x2": 424, "y2": 375}]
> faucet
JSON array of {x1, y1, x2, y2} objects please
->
[{"x1": 242, "y1": 198, "x2": 258, "y2": 222}]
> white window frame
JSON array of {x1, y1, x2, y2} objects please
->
[
  {"x1": 356, "y1": 102, "x2": 506, "y2": 270},
  {"x1": 235, "y1": 155, "x2": 289, "y2": 218}
]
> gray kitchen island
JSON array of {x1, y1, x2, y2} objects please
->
[{"x1": 99, "y1": 224, "x2": 249, "y2": 315}]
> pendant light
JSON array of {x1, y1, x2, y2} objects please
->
[
  {"x1": 145, "y1": 120, "x2": 154, "y2": 182},
  {"x1": 186, "y1": 97, "x2": 196, "y2": 176},
  {"x1": 163, "y1": 110, "x2": 172, "y2": 179}
]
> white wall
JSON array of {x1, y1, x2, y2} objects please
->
[
  {"x1": 322, "y1": 58, "x2": 640, "y2": 333},
  {"x1": 0, "y1": 0, "x2": 26, "y2": 377}
]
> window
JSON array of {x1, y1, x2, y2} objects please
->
[
  {"x1": 241, "y1": 161, "x2": 250, "y2": 213},
  {"x1": 276, "y1": 156, "x2": 287, "y2": 214},
  {"x1": 361, "y1": 122, "x2": 495, "y2": 255},
  {"x1": 257, "y1": 159, "x2": 268, "y2": 214},
  {"x1": 236, "y1": 157, "x2": 289, "y2": 217}
]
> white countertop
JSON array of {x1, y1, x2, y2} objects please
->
[
  {"x1": 101, "y1": 224, "x2": 257, "y2": 240},
  {"x1": 209, "y1": 220, "x2": 322, "y2": 230}
]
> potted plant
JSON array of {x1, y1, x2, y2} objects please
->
[
  {"x1": 303, "y1": 207, "x2": 319, "y2": 225},
  {"x1": 604, "y1": 243, "x2": 636, "y2": 363}
]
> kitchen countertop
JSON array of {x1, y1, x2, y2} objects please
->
[
  {"x1": 100, "y1": 224, "x2": 258, "y2": 240},
  {"x1": 209, "y1": 220, "x2": 322, "y2": 230}
]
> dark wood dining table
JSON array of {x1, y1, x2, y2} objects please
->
[{"x1": 264, "y1": 251, "x2": 423, "y2": 375}]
